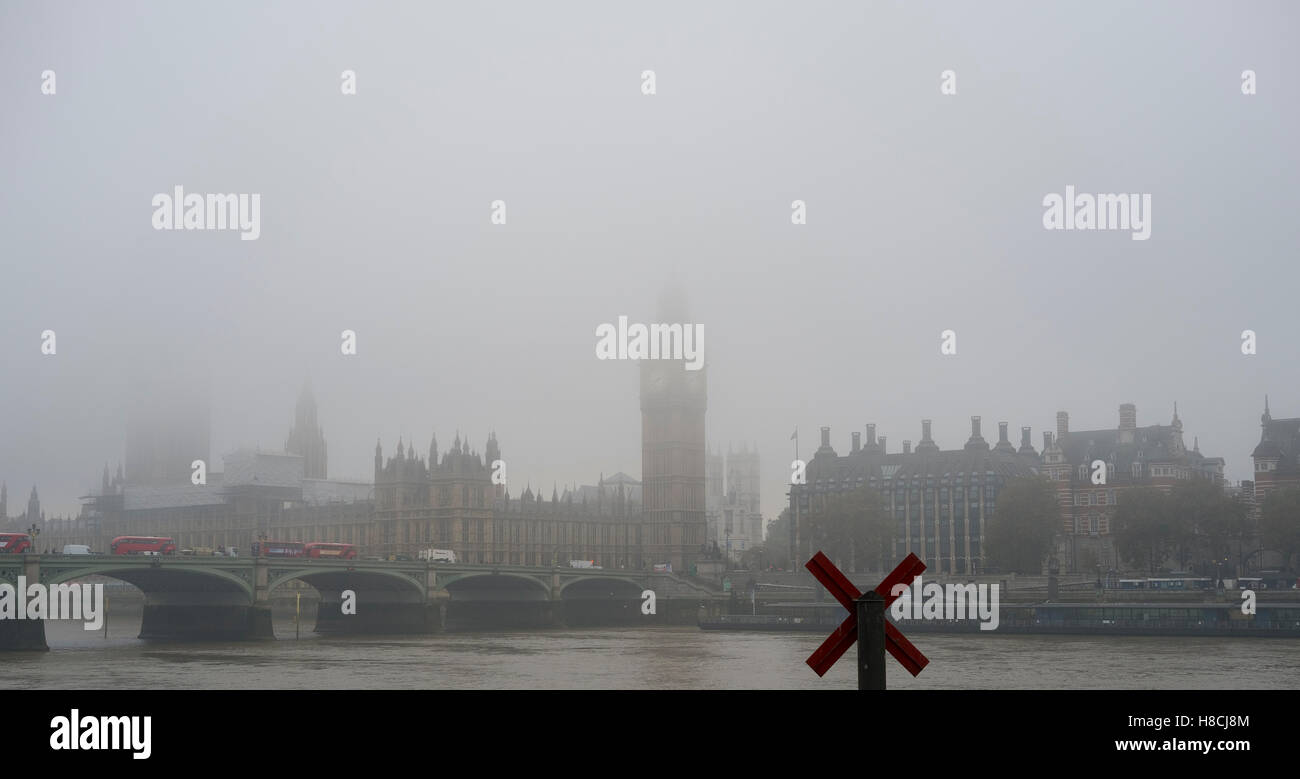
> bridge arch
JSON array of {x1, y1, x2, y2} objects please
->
[
  {"x1": 268, "y1": 567, "x2": 425, "y2": 597},
  {"x1": 557, "y1": 575, "x2": 648, "y2": 598},
  {"x1": 42, "y1": 561, "x2": 254, "y2": 599},
  {"x1": 439, "y1": 571, "x2": 551, "y2": 596},
  {"x1": 438, "y1": 571, "x2": 553, "y2": 629}
]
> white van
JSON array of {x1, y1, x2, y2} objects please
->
[
  {"x1": 419, "y1": 549, "x2": 457, "y2": 563},
  {"x1": 61, "y1": 544, "x2": 92, "y2": 556}
]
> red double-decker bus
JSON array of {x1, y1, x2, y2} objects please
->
[
  {"x1": 251, "y1": 541, "x2": 306, "y2": 558},
  {"x1": 110, "y1": 536, "x2": 177, "y2": 555},
  {"x1": 303, "y1": 542, "x2": 357, "y2": 560},
  {"x1": 0, "y1": 533, "x2": 33, "y2": 554}
]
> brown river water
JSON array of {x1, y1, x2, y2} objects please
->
[{"x1": 8, "y1": 604, "x2": 1299, "y2": 690}]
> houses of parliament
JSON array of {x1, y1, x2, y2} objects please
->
[{"x1": 6, "y1": 336, "x2": 710, "y2": 572}]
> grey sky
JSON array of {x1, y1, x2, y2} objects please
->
[{"x1": 2, "y1": 1, "x2": 1296, "y2": 519}]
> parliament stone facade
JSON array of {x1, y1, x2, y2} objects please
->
[{"x1": 17, "y1": 323, "x2": 710, "y2": 573}]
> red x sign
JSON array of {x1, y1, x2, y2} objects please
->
[{"x1": 805, "y1": 551, "x2": 930, "y2": 678}]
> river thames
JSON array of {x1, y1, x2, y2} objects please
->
[{"x1": 12, "y1": 608, "x2": 1300, "y2": 690}]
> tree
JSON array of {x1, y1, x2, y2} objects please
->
[
  {"x1": 805, "y1": 487, "x2": 891, "y2": 573},
  {"x1": 985, "y1": 476, "x2": 1060, "y2": 574},
  {"x1": 763, "y1": 510, "x2": 791, "y2": 570},
  {"x1": 1260, "y1": 487, "x2": 1300, "y2": 571},
  {"x1": 1112, "y1": 488, "x2": 1177, "y2": 574},
  {"x1": 1169, "y1": 480, "x2": 1248, "y2": 576}
]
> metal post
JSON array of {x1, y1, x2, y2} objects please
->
[
  {"x1": 856, "y1": 591, "x2": 886, "y2": 690},
  {"x1": 103, "y1": 594, "x2": 109, "y2": 639},
  {"x1": 791, "y1": 494, "x2": 798, "y2": 573},
  {"x1": 295, "y1": 592, "x2": 301, "y2": 640},
  {"x1": 791, "y1": 429, "x2": 799, "y2": 573}
]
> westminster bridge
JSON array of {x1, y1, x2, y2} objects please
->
[{"x1": 0, "y1": 555, "x2": 724, "y2": 650}]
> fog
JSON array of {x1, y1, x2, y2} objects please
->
[{"x1": 1, "y1": 0, "x2": 1296, "y2": 519}]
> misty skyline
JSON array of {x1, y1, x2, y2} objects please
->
[{"x1": 2, "y1": 1, "x2": 1297, "y2": 520}]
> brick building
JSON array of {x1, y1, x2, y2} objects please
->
[
  {"x1": 1251, "y1": 397, "x2": 1300, "y2": 503},
  {"x1": 1041, "y1": 403, "x2": 1224, "y2": 572}
]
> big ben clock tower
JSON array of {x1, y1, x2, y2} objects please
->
[{"x1": 640, "y1": 288, "x2": 707, "y2": 573}]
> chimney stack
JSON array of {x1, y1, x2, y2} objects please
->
[
  {"x1": 903, "y1": 440, "x2": 912, "y2": 455},
  {"x1": 1119, "y1": 403, "x2": 1137, "y2": 429},
  {"x1": 1018, "y1": 426, "x2": 1037, "y2": 456},
  {"x1": 1044, "y1": 431, "x2": 1054, "y2": 450},
  {"x1": 1056, "y1": 411, "x2": 1069, "y2": 440},
  {"x1": 916, "y1": 419, "x2": 940, "y2": 453},
  {"x1": 878, "y1": 436, "x2": 887, "y2": 453},
  {"x1": 967, "y1": 415, "x2": 991, "y2": 451},
  {"x1": 851, "y1": 431, "x2": 861, "y2": 453},
  {"x1": 992, "y1": 420, "x2": 1015, "y2": 453},
  {"x1": 866, "y1": 423, "x2": 877, "y2": 446},
  {"x1": 820, "y1": 426, "x2": 830, "y2": 448}
]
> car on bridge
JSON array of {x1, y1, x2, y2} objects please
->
[{"x1": 419, "y1": 549, "x2": 458, "y2": 563}]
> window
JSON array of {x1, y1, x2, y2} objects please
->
[{"x1": 1090, "y1": 515, "x2": 1099, "y2": 534}]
